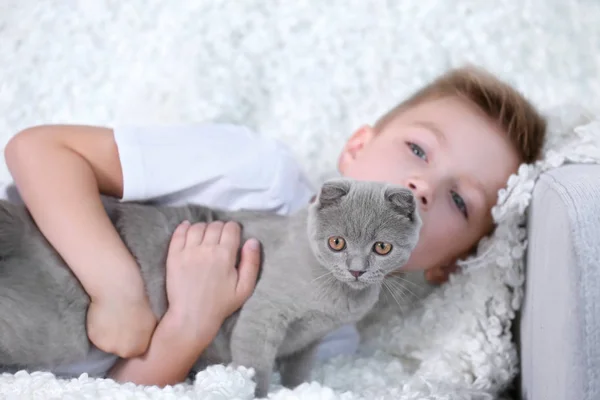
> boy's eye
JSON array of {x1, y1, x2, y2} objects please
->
[
  {"x1": 407, "y1": 143, "x2": 427, "y2": 161},
  {"x1": 451, "y1": 190, "x2": 468, "y2": 218}
]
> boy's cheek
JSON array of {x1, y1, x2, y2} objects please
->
[{"x1": 399, "y1": 225, "x2": 439, "y2": 271}]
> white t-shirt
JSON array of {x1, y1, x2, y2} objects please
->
[{"x1": 0, "y1": 123, "x2": 359, "y2": 378}]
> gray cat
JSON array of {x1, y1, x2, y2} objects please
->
[{"x1": 0, "y1": 178, "x2": 421, "y2": 397}]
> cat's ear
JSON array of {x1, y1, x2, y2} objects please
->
[
  {"x1": 385, "y1": 186, "x2": 417, "y2": 222},
  {"x1": 317, "y1": 178, "x2": 352, "y2": 208}
]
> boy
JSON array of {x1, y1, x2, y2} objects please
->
[{"x1": 2, "y1": 66, "x2": 546, "y2": 386}]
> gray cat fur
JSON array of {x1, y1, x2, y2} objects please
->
[{"x1": 0, "y1": 178, "x2": 421, "y2": 397}]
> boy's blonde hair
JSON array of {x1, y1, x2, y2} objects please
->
[{"x1": 375, "y1": 66, "x2": 547, "y2": 163}]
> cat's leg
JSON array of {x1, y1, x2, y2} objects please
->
[
  {"x1": 278, "y1": 341, "x2": 318, "y2": 389},
  {"x1": 230, "y1": 293, "x2": 290, "y2": 398}
]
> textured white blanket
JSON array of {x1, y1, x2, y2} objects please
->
[{"x1": 1, "y1": 1, "x2": 600, "y2": 399}]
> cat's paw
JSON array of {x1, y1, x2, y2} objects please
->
[
  {"x1": 280, "y1": 371, "x2": 307, "y2": 390},
  {"x1": 253, "y1": 372, "x2": 271, "y2": 399}
]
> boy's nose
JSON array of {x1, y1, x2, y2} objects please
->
[{"x1": 407, "y1": 179, "x2": 432, "y2": 210}]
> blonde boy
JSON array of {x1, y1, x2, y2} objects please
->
[{"x1": 3, "y1": 66, "x2": 546, "y2": 386}]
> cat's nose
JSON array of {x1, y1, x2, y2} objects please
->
[{"x1": 349, "y1": 270, "x2": 365, "y2": 278}]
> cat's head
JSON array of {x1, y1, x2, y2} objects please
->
[{"x1": 307, "y1": 178, "x2": 421, "y2": 290}]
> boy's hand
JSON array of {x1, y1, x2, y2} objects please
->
[
  {"x1": 105, "y1": 221, "x2": 260, "y2": 388},
  {"x1": 163, "y1": 220, "x2": 261, "y2": 343},
  {"x1": 424, "y1": 264, "x2": 459, "y2": 285},
  {"x1": 87, "y1": 293, "x2": 157, "y2": 358}
]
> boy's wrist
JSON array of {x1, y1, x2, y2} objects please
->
[
  {"x1": 160, "y1": 310, "x2": 220, "y2": 352},
  {"x1": 107, "y1": 310, "x2": 216, "y2": 386},
  {"x1": 87, "y1": 264, "x2": 148, "y2": 303}
]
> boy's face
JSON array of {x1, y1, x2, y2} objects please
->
[{"x1": 337, "y1": 96, "x2": 520, "y2": 272}]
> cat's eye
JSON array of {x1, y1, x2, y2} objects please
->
[
  {"x1": 328, "y1": 236, "x2": 346, "y2": 251},
  {"x1": 373, "y1": 242, "x2": 393, "y2": 255}
]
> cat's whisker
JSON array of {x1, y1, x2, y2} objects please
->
[
  {"x1": 313, "y1": 274, "x2": 335, "y2": 301},
  {"x1": 311, "y1": 271, "x2": 334, "y2": 284},
  {"x1": 308, "y1": 271, "x2": 335, "y2": 302},
  {"x1": 384, "y1": 280, "x2": 410, "y2": 306},
  {"x1": 382, "y1": 280, "x2": 406, "y2": 313},
  {"x1": 391, "y1": 283, "x2": 421, "y2": 307},
  {"x1": 386, "y1": 276, "x2": 421, "y2": 300},
  {"x1": 389, "y1": 280, "x2": 418, "y2": 309},
  {"x1": 321, "y1": 276, "x2": 338, "y2": 301},
  {"x1": 386, "y1": 273, "x2": 424, "y2": 289},
  {"x1": 385, "y1": 278, "x2": 418, "y2": 307}
]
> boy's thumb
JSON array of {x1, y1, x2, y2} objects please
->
[{"x1": 236, "y1": 238, "x2": 261, "y2": 300}]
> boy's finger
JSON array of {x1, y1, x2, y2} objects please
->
[
  {"x1": 168, "y1": 220, "x2": 191, "y2": 252},
  {"x1": 220, "y1": 221, "x2": 241, "y2": 249},
  {"x1": 424, "y1": 264, "x2": 456, "y2": 285},
  {"x1": 203, "y1": 221, "x2": 225, "y2": 244},
  {"x1": 424, "y1": 266, "x2": 445, "y2": 285},
  {"x1": 186, "y1": 222, "x2": 207, "y2": 245},
  {"x1": 443, "y1": 264, "x2": 459, "y2": 274},
  {"x1": 235, "y1": 238, "x2": 261, "y2": 301}
]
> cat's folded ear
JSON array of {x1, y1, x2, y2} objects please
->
[
  {"x1": 317, "y1": 178, "x2": 352, "y2": 208},
  {"x1": 385, "y1": 186, "x2": 418, "y2": 222}
]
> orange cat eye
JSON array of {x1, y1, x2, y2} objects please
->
[
  {"x1": 373, "y1": 242, "x2": 392, "y2": 255},
  {"x1": 328, "y1": 236, "x2": 346, "y2": 251}
]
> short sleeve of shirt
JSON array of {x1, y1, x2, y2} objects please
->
[{"x1": 112, "y1": 123, "x2": 314, "y2": 214}]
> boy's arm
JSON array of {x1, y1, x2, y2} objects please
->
[
  {"x1": 109, "y1": 220, "x2": 261, "y2": 386},
  {"x1": 4, "y1": 125, "x2": 156, "y2": 358},
  {"x1": 107, "y1": 311, "x2": 213, "y2": 386}
]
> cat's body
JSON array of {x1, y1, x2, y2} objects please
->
[{"x1": 0, "y1": 179, "x2": 421, "y2": 396}]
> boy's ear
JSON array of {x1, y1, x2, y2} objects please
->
[{"x1": 337, "y1": 125, "x2": 376, "y2": 173}]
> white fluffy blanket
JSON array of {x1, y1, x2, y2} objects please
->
[{"x1": 1, "y1": 1, "x2": 600, "y2": 399}]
